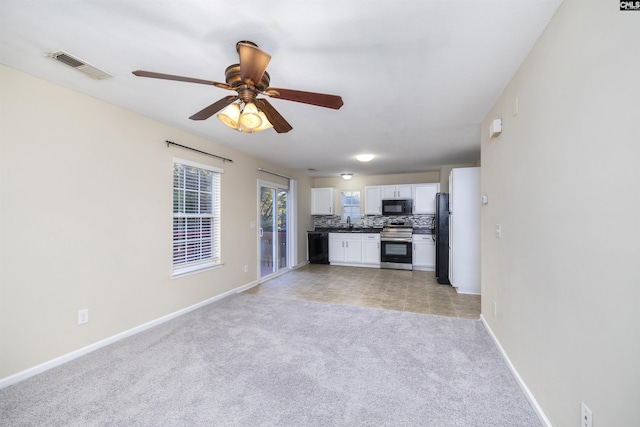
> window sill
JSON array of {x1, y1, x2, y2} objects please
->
[{"x1": 172, "y1": 262, "x2": 223, "y2": 278}]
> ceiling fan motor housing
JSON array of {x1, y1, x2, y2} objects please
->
[{"x1": 224, "y1": 64, "x2": 270, "y2": 91}]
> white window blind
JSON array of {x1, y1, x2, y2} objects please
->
[
  {"x1": 173, "y1": 160, "x2": 221, "y2": 272},
  {"x1": 341, "y1": 190, "x2": 361, "y2": 221}
]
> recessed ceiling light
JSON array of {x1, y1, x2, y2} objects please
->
[{"x1": 355, "y1": 154, "x2": 375, "y2": 162}]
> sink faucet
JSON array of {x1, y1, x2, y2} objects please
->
[{"x1": 347, "y1": 216, "x2": 352, "y2": 229}]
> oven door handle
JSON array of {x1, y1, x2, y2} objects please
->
[{"x1": 381, "y1": 238, "x2": 413, "y2": 243}]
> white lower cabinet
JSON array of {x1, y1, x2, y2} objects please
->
[
  {"x1": 412, "y1": 234, "x2": 435, "y2": 271},
  {"x1": 328, "y1": 236, "x2": 345, "y2": 263},
  {"x1": 345, "y1": 236, "x2": 362, "y2": 263},
  {"x1": 329, "y1": 233, "x2": 362, "y2": 264},
  {"x1": 361, "y1": 233, "x2": 381, "y2": 266},
  {"x1": 329, "y1": 233, "x2": 380, "y2": 267}
]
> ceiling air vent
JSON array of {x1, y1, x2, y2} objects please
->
[{"x1": 46, "y1": 50, "x2": 112, "y2": 80}]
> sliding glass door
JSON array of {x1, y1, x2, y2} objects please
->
[{"x1": 259, "y1": 182, "x2": 288, "y2": 279}]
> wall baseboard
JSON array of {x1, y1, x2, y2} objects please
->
[
  {"x1": 291, "y1": 260, "x2": 309, "y2": 270},
  {"x1": 480, "y1": 315, "x2": 552, "y2": 427},
  {"x1": 0, "y1": 280, "x2": 258, "y2": 390}
]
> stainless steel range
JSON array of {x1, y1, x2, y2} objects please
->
[{"x1": 380, "y1": 222, "x2": 413, "y2": 270}]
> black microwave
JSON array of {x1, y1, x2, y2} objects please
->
[{"x1": 382, "y1": 199, "x2": 412, "y2": 215}]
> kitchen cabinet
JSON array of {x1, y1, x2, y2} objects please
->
[
  {"x1": 311, "y1": 187, "x2": 334, "y2": 215},
  {"x1": 364, "y1": 186, "x2": 382, "y2": 215},
  {"x1": 345, "y1": 236, "x2": 362, "y2": 263},
  {"x1": 328, "y1": 235, "x2": 344, "y2": 263},
  {"x1": 382, "y1": 184, "x2": 412, "y2": 199},
  {"x1": 412, "y1": 234, "x2": 435, "y2": 271},
  {"x1": 329, "y1": 233, "x2": 362, "y2": 264},
  {"x1": 412, "y1": 183, "x2": 440, "y2": 214},
  {"x1": 361, "y1": 233, "x2": 381, "y2": 266}
]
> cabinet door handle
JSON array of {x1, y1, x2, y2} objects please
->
[
  {"x1": 259, "y1": 228, "x2": 264, "y2": 237},
  {"x1": 346, "y1": 241, "x2": 348, "y2": 248}
]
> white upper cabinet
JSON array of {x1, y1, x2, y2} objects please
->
[
  {"x1": 382, "y1": 184, "x2": 412, "y2": 199},
  {"x1": 412, "y1": 183, "x2": 440, "y2": 214},
  {"x1": 311, "y1": 187, "x2": 334, "y2": 215},
  {"x1": 364, "y1": 186, "x2": 382, "y2": 215}
]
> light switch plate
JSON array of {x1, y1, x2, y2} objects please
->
[{"x1": 490, "y1": 119, "x2": 502, "y2": 138}]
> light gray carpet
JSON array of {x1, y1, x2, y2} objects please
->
[{"x1": 0, "y1": 293, "x2": 541, "y2": 426}]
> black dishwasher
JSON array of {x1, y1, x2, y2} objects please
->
[{"x1": 307, "y1": 232, "x2": 329, "y2": 264}]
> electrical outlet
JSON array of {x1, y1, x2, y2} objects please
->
[
  {"x1": 581, "y1": 403, "x2": 592, "y2": 427},
  {"x1": 77, "y1": 309, "x2": 89, "y2": 325},
  {"x1": 493, "y1": 301, "x2": 497, "y2": 316},
  {"x1": 244, "y1": 265, "x2": 248, "y2": 273},
  {"x1": 495, "y1": 224, "x2": 502, "y2": 238}
]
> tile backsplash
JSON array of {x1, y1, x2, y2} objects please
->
[{"x1": 313, "y1": 214, "x2": 435, "y2": 229}]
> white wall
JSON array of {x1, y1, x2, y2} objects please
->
[
  {"x1": 480, "y1": 1, "x2": 640, "y2": 426},
  {"x1": 0, "y1": 65, "x2": 312, "y2": 379}
]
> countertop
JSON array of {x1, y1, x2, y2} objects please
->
[
  {"x1": 412, "y1": 228, "x2": 435, "y2": 235},
  {"x1": 309, "y1": 227, "x2": 383, "y2": 234},
  {"x1": 309, "y1": 227, "x2": 434, "y2": 234}
]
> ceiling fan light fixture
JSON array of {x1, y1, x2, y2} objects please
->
[
  {"x1": 218, "y1": 101, "x2": 273, "y2": 133},
  {"x1": 255, "y1": 110, "x2": 273, "y2": 132},
  {"x1": 239, "y1": 111, "x2": 273, "y2": 133},
  {"x1": 238, "y1": 102, "x2": 262, "y2": 130},
  {"x1": 217, "y1": 103, "x2": 241, "y2": 129}
]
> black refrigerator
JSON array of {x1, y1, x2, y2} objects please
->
[{"x1": 435, "y1": 193, "x2": 450, "y2": 284}]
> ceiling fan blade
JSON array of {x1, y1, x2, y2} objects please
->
[
  {"x1": 132, "y1": 70, "x2": 230, "y2": 90},
  {"x1": 189, "y1": 96, "x2": 238, "y2": 121},
  {"x1": 255, "y1": 98, "x2": 293, "y2": 134},
  {"x1": 237, "y1": 42, "x2": 271, "y2": 86},
  {"x1": 267, "y1": 87, "x2": 344, "y2": 109}
]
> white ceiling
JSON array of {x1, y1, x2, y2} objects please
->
[{"x1": 0, "y1": 0, "x2": 562, "y2": 177}]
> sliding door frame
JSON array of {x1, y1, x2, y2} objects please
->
[{"x1": 258, "y1": 179, "x2": 291, "y2": 282}]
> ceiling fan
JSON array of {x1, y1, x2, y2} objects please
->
[{"x1": 132, "y1": 41, "x2": 344, "y2": 134}]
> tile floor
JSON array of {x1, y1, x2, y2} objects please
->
[{"x1": 244, "y1": 264, "x2": 481, "y2": 319}]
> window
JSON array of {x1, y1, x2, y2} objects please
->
[
  {"x1": 173, "y1": 159, "x2": 222, "y2": 275},
  {"x1": 341, "y1": 190, "x2": 361, "y2": 222}
]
